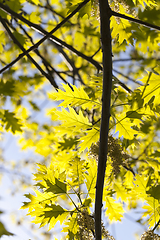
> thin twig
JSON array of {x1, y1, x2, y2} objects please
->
[
  {"x1": 112, "y1": 74, "x2": 132, "y2": 93},
  {"x1": 153, "y1": 219, "x2": 160, "y2": 231},
  {"x1": 113, "y1": 57, "x2": 144, "y2": 62},
  {"x1": 91, "y1": 47, "x2": 101, "y2": 58},
  {"x1": 35, "y1": 0, "x2": 75, "y2": 25},
  {"x1": 113, "y1": 68, "x2": 143, "y2": 85},
  {"x1": 112, "y1": 10, "x2": 160, "y2": 31},
  {"x1": 113, "y1": 57, "x2": 160, "y2": 62}
]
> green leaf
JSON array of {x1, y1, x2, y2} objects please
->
[
  {"x1": 84, "y1": 160, "x2": 97, "y2": 200},
  {"x1": 43, "y1": 204, "x2": 65, "y2": 220},
  {"x1": 147, "y1": 158, "x2": 160, "y2": 172},
  {"x1": 134, "y1": 174, "x2": 149, "y2": 196},
  {"x1": 79, "y1": 127, "x2": 99, "y2": 152},
  {"x1": 58, "y1": 137, "x2": 79, "y2": 150},
  {"x1": 7, "y1": 0, "x2": 22, "y2": 12},
  {"x1": 0, "y1": 222, "x2": 14, "y2": 237},
  {"x1": 32, "y1": 203, "x2": 69, "y2": 230},
  {"x1": 104, "y1": 196, "x2": 125, "y2": 222},
  {"x1": 78, "y1": 1, "x2": 91, "y2": 18},
  {"x1": 56, "y1": 106, "x2": 92, "y2": 132},
  {"x1": 134, "y1": 0, "x2": 157, "y2": 7},
  {"x1": 29, "y1": 101, "x2": 40, "y2": 111},
  {"x1": 126, "y1": 111, "x2": 143, "y2": 119},
  {"x1": 66, "y1": 1, "x2": 91, "y2": 18},
  {"x1": 114, "y1": 114, "x2": 138, "y2": 140},
  {"x1": 139, "y1": 73, "x2": 160, "y2": 106},
  {"x1": 0, "y1": 80, "x2": 15, "y2": 96},
  {"x1": 142, "y1": 197, "x2": 160, "y2": 228},
  {"x1": 63, "y1": 212, "x2": 78, "y2": 235},
  {"x1": 45, "y1": 178, "x2": 67, "y2": 194},
  {"x1": 146, "y1": 185, "x2": 160, "y2": 200},
  {"x1": 82, "y1": 198, "x2": 92, "y2": 207},
  {"x1": 1, "y1": 110, "x2": 23, "y2": 134},
  {"x1": 49, "y1": 83, "x2": 100, "y2": 110},
  {"x1": 111, "y1": 16, "x2": 132, "y2": 45},
  {"x1": 13, "y1": 31, "x2": 27, "y2": 47}
]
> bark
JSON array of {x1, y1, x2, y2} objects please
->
[{"x1": 95, "y1": 1, "x2": 112, "y2": 239}]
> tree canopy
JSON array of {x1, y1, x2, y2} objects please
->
[{"x1": 1, "y1": 0, "x2": 160, "y2": 239}]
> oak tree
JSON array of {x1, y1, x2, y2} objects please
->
[{"x1": 0, "y1": 0, "x2": 160, "y2": 239}]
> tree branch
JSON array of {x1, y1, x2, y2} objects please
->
[
  {"x1": 113, "y1": 57, "x2": 160, "y2": 62},
  {"x1": 0, "y1": 17, "x2": 58, "y2": 88},
  {"x1": 53, "y1": 42, "x2": 84, "y2": 84},
  {"x1": 153, "y1": 219, "x2": 160, "y2": 231},
  {"x1": 37, "y1": 0, "x2": 75, "y2": 25},
  {"x1": 2, "y1": 18, "x2": 84, "y2": 85},
  {"x1": 0, "y1": 0, "x2": 90, "y2": 74},
  {"x1": 95, "y1": 1, "x2": 112, "y2": 239},
  {"x1": 18, "y1": 22, "x2": 68, "y2": 85},
  {"x1": 112, "y1": 10, "x2": 160, "y2": 31},
  {"x1": 19, "y1": 19, "x2": 84, "y2": 84},
  {"x1": 113, "y1": 68, "x2": 142, "y2": 85},
  {"x1": 113, "y1": 57, "x2": 143, "y2": 62},
  {"x1": 0, "y1": 2, "x2": 102, "y2": 72},
  {"x1": 112, "y1": 74, "x2": 132, "y2": 93}
]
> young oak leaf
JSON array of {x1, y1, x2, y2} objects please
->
[
  {"x1": 111, "y1": 16, "x2": 132, "y2": 45},
  {"x1": 1, "y1": 110, "x2": 23, "y2": 134},
  {"x1": 63, "y1": 212, "x2": 78, "y2": 235},
  {"x1": 133, "y1": 0, "x2": 157, "y2": 7},
  {"x1": 84, "y1": 159, "x2": 97, "y2": 200},
  {"x1": 142, "y1": 197, "x2": 160, "y2": 228},
  {"x1": 114, "y1": 113, "x2": 138, "y2": 140},
  {"x1": 29, "y1": 203, "x2": 69, "y2": 230},
  {"x1": 45, "y1": 178, "x2": 67, "y2": 194},
  {"x1": 0, "y1": 221, "x2": 14, "y2": 237},
  {"x1": 79, "y1": 127, "x2": 99, "y2": 152},
  {"x1": 104, "y1": 196, "x2": 125, "y2": 222},
  {"x1": 21, "y1": 190, "x2": 54, "y2": 212},
  {"x1": 140, "y1": 74, "x2": 160, "y2": 106},
  {"x1": 133, "y1": 174, "x2": 149, "y2": 197},
  {"x1": 49, "y1": 83, "x2": 100, "y2": 110},
  {"x1": 40, "y1": 204, "x2": 69, "y2": 230},
  {"x1": 113, "y1": 182, "x2": 129, "y2": 202},
  {"x1": 56, "y1": 106, "x2": 92, "y2": 132},
  {"x1": 69, "y1": 157, "x2": 86, "y2": 185}
]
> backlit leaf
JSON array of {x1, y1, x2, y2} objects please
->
[{"x1": 45, "y1": 178, "x2": 67, "y2": 194}]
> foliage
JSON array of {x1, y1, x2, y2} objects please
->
[{"x1": 0, "y1": 0, "x2": 160, "y2": 239}]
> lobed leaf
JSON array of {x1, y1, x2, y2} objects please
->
[
  {"x1": 79, "y1": 127, "x2": 99, "y2": 152},
  {"x1": 1, "y1": 110, "x2": 23, "y2": 134},
  {"x1": 56, "y1": 106, "x2": 92, "y2": 132},
  {"x1": 49, "y1": 83, "x2": 100, "y2": 110},
  {"x1": 104, "y1": 196, "x2": 125, "y2": 222}
]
